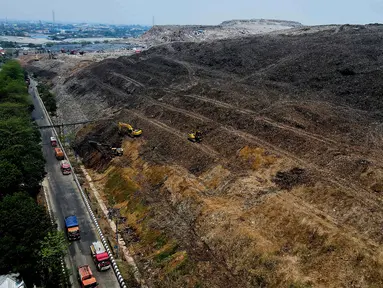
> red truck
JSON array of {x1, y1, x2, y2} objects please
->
[
  {"x1": 90, "y1": 241, "x2": 111, "y2": 271},
  {"x1": 50, "y1": 136, "x2": 57, "y2": 147},
  {"x1": 60, "y1": 160, "x2": 71, "y2": 175}
]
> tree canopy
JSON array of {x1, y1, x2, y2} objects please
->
[
  {"x1": 0, "y1": 192, "x2": 52, "y2": 285},
  {"x1": 0, "y1": 60, "x2": 45, "y2": 195},
  {"x1": 0, "y1": 60, "x2": 68, "y2": 287}
]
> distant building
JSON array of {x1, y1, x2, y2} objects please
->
[{"x1": 0, "y1": 274, "x2": 26, "y2": 288}]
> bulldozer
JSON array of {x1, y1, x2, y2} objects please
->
[
  {"x1": 188, "y1": 130, "x2": 202, "y2": 143},
  {"x1": 88, "y1": 140, "x2": 124, "y2": 157},
  {"x1": 118, "y1": 122, "x2": 142, "y2": 137},
  {"x1": 111, "y1": 147, "x2": 124, "y2": 156}
]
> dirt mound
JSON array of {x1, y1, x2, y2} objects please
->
[{"x1": 32, "y1": 24, "x2": 383, "y2": 287}]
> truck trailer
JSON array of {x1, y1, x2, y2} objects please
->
[
  {"x1": 64, "y1": 215, "x2": 80, "y2": 241},
  {"x1": 77, "y1": 265, "x2": 98, "y2": 288},
  {"x1": 90, "y1": 241, "x2": 111, "y2": 271},
  {"x1": 60, "y1": 160, "x2": 71, "y2": 175}
]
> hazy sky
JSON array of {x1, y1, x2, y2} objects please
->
[{"x1": 2, "y1": 0, "x2": 383, "y2": 26}]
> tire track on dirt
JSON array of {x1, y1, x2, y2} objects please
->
[
  {"x1": 96, "y1": 80, "x2": 382, "y2": 207},
  {"x1": 275, "y1": 193, "x2": 383, "y2": 250},
  {"x1": 150, "y1": 100, "x2": 213, "y2": 123},
  {"x1": 155, "y1": 56, "x2": 196, "y2": 83},
  {"x1": 144, "y1": 96, "x2": 381, "y2": 207},
  {"x1": 180, "y1": 93, "x2": 383, "y2": 164},
  {"x1": 111, "y1": 72, "x2": 146, "y2": 88},
  {"x1": 183, "y1": 94, "x2": 337, "y2": 145},
  {"x1": 146, "y1": 93, "x2": 383, "y2": 216},
  {"x1": 129, "y1": 110, "x2": 220, "y2": 158},
  {"x1": 221, "y1": 125, "x2": 383, "y2": 209}
]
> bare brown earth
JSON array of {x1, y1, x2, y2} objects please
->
[{"x1": 26, "y1": 24, "x2": 383, "y2": 287}]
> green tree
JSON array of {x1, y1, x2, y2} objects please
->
[
  {"x1": 37, "y1": 83, "x2": 57, "y2": 116},
  {"x1": 0, "y1": 117, "x2": 45, "y2": 195},
  {"x1": 0, "y1": 60, "x2": 66, "y2": 287},
  {"x1": 40, "y1": 231, "x2": 70, "y2": 287},
  {"x1": 0, "y1": 59, "x2": 24, "y2": 81},
  {"x1": 0, "y1": 192, "x2": 53, "y2": 286},
  {"x1": 0, "y1": 61, "x2": 46, "y2": 196},
  {"x1": 0, "y1": 160, "x2": 22, "y2": 192},
  {"x1": 40, "y1": 231, "x2": 68, "y2": 268}
]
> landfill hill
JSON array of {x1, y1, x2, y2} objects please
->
[
  {"x1": 141, "y1": 19, "x2": 303, "y2": 44},
  {"x1": 26, "y1": 24, "x2": 383, "y2": 287}
]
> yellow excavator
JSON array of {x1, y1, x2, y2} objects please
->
[
  {"x1": 118, "y1": 122, "x2": 142, "y2": 137},
  {"x1": 188, "y1": 130, "x2": 202, "y2": 143}
]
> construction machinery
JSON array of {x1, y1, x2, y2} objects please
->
[
  {"x1": 188, "y1": 130, "x2": 202, "y2": 143},
  {"x1": 118, "y1": 122, "x2": 142, "y2": 137},
  {"x1": 88, "y1": 140, "x2": 124, "y2": 157},
  {"x1": 111, "y1": 147, "x2": 124, "y2": 156}
]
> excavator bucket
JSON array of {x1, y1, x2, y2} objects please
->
[{"x1": 131, "y1": 129, "x2": 143, "y2": 137}]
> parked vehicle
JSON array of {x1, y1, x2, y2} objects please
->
[{"x1": 90, "y1": 241, "x2": 111, "y2": 271}]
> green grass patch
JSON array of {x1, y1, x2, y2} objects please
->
[
  {"x1": 104, "y1": 168, "x2": 139, "y2": 204},
  {"x1": 154, "y1": 241, "x2": 179, "y2": 263}
]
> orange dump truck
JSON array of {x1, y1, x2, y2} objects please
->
[
  {"x1": 54, "y1": 147, "x2": 64, "y2": 160},
  {"x1": 77, "y1": 265, "x2": 98, "y2": 288}
]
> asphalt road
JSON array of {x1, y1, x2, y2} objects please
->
[{"x1": 29, "y1": 81, "x2": 120, "y2": 288}]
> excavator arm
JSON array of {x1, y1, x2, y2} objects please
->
[{"x1": 118, "y1": 122, "x2": 142, "y2": 137}]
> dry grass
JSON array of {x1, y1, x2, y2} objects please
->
[
  {"x1": 143, "y1": 165, "x2": 170, "y2": 187},
  {"x1": 239, "y1": 146, "x2": 278, "y2": 170},
  {"x1": 77, "y1": 137, "x2": 383, "y2": 287}
]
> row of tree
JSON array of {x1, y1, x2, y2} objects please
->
[
  {"x1": 0, "y1": 60, "x2": 68, "y2": 287},
  {"x1": 37, "y1": 82, "x2": 57, "y2": 116}
]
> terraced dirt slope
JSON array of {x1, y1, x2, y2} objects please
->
[{"x1": 31, "y1": 24, "x2": 383, "y2": 287}]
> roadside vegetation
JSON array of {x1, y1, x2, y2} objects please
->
[
  {"x1": 0, "y1": 60, "x2": 68, "y2": 287},
  {"x1": 36, "y1": 81, "x2": 57, "y2": 116}
]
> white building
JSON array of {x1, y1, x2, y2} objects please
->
[{"x1": 0, "y1": 274, "x2": 26, "y2": 288}]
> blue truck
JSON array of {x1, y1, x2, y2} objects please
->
[{"x1": 65, "y1": 215, "x2": 81, "y2": 241}]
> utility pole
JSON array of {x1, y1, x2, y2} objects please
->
[
  {"x1": 107, "y1": 208, "x2": 126, "y2": 259},
  {"x1": 152, "y1": 16, "x2": 155, "y2": 27}
]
